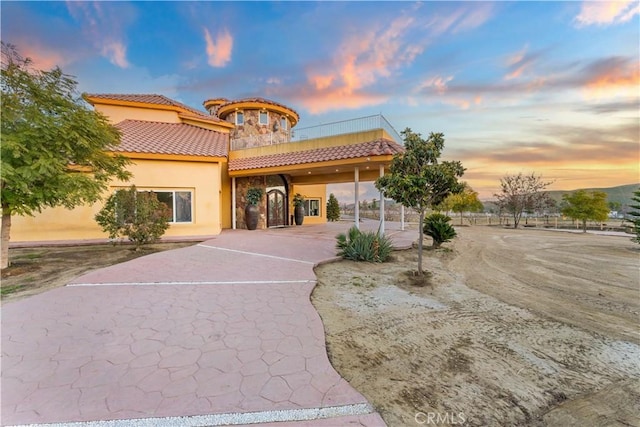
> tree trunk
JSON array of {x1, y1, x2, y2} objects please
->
[
  {"x1": 417, "y1": 210, "x2": 424, "y2": 275},
  {"x1": 1, "y1": 209, "x2": 11, "y2": 269},
  {"x1": 582, "y1": 219, "x2": 587, "y2": 233},
  {"x1": 460, "y1": 211, "x2": 463, "y2": 226}
]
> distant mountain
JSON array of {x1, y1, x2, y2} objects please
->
[
  {"x1": 482, "y1": 183, "x2": 639, "y2": 212},
  {"x1": 545, "y1": 183, "x2": 639, "y2": 208}
]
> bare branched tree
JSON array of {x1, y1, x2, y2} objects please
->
[{"x1": 494, "y1": 173, "x2": 552, "y2": 228}]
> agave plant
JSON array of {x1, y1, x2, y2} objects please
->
[{"x1": 336, "y1": 226, "x2": 393, "y2": 262}]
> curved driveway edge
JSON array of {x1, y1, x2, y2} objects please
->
[{"x1": 1, "y1": 221, "x2": 413, "y2": 426}]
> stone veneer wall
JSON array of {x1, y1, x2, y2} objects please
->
[
  {"x1": 235, "y1": 176, "x2": 267, "y2": 230},
  {"x1": 227, "y1": 110, "x2": 291, "y2": 148}
]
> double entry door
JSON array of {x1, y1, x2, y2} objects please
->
[{"x1": 267, "y1": 189, "x2": 287, "y2": 227}]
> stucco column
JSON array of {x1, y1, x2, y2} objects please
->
[
  {"x1": 354, "y1": 167, "x2": 360, "y2": 230},
  {"x1": 232, "y1": 177, "x2": 237, "y2": 230},
  {"x1": 379, "y1": 164, "x2": 385, "y2": 235},
  {"x1": 400, "y1": 204, "x2": 405, "y2": 231}
]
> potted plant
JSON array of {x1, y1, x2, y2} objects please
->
[
  {"x1": 245, "y1": 187, "x2": 264, "y2": 230},
  {"x1": 293, "y1": 193, "x2": 305, "y2": 226}
]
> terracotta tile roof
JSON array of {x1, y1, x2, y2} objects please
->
[
  {"x1": 113, "y1": 120, "x2": 229, "y2": 157},
  {"x1": 220, "y1": 97, "x2": 295, "y2": 111},
  {"x1": 219, "y1": 97, "x2": 299, "y2": 119},
  {"x1": 229, "y1": 138, "x2": 403, "y2": 171},
  {"x1": 85, "y1": 93, "x2": 225, "y2": 123}
]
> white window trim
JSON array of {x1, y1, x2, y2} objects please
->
[
  {"x1": 235, "y1": 111, "x2": 244, "y2": 125},
  {"x1": 147, "y1": 189, "x2": 194, "y2": 224},
  {"x1": 304, "y1": 198, "x2": 321, "y2": 217},
  {"x1": 280, "y1": 116, "x2": 288, "y2": 130},
  {"x1": 259, "y1": 110, "x2": 269, "y2": 125}
]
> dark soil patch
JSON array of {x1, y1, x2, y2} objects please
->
[{"x1": 1, "y1": 242, "x2": 194, "y2": 303}]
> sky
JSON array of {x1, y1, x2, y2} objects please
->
[{"x1": 2, "y1": 1, "x2": 639, "y2": 201}]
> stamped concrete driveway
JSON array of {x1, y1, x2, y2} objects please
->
[{"x1": 2, "y1": 221, "x2": 412, "y2": 426}]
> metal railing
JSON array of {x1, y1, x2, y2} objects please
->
[
  {"x1": 230, "y1": 114, "x2": 403, "y2": 150},
  {"x1": 230, "y1": 132, "x2": 291, "y2": 150},
  {"x1": 291, "y1": 114, "x2": 402, "y2": 144}
]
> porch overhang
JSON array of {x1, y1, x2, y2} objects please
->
[
  {"x1": 227, "y1": 137, "x2": 403, "y2": 184},
  {"x1": 228, "y1": 155, "x2": 393, "y2": 184}
]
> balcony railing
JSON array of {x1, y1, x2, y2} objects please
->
[
  {"x1": 291, "y1": 114, "x2": 402, "y2": 144},
  {"x1": 229, "y1": 114, "x2": 402, "y2": 151}
]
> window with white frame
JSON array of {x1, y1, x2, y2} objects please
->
[
  {"x1": 154, "y1": 191, "x2": 193, "y2": 223},
  {"x1": 304, "y1": 198, "x2": 321, "y2": 217},
  {"x1": 280, "y1": 117, "x2": 288, "y2": 131},
  {"x1": 259, "y1": 110, "x2": 268, "y2": 125},
  {"x1": 235, "y1": 111, "x2": 244, "y2": 125}
]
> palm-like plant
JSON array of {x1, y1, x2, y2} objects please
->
[{"x1": 423, "y1": 213, "x2": 456, "y2": 248}]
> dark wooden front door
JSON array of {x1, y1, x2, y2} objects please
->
[{"x1": 267, "y1": 189, "x2": 286, "y2": 227}]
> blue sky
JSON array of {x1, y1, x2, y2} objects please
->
[{"x1": 2, "y1": 1, "x2": 638, "y2": 200}]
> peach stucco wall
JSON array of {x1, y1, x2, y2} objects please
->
[
  {"x1": 95, "y1": 104, "x2": 181, "y2": 124},
  {"x1": 11, "y1": 159, "x2": 223, "y2": 243},
  {"x1": 292, "y1": 184, "x2": 327, "y2": 225}
]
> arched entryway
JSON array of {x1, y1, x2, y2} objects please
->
[{"x1": 266, "y1": 175, "x2": 288, "y2": 227}]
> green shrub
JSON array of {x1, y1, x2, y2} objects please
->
[
  {"x1": 246, "y1": 187, "x2": 264, "y2": 206},
  {"x1": 336, "y1": 226, "x2": 393, "y2": 262},
  {"x1": 95, "y1": 185, "x2": 171, "y2": 249},
  {"x1": 423, "y1": 213, "x2": 456, "y2": 248},
  {"x1": 327, "y1": 193, "x2": 340, "y2": 222}
]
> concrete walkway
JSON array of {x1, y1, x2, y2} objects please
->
[{"x1": 1, "y1": 220, "x2": 414, "y2": 426}]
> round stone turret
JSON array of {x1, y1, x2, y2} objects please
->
[{"x1": 204, "y1": 97, "x2": 300, "y2": 148}]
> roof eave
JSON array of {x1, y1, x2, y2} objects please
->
[{"x1": 112, "y1": 151, "x2": 228, "y2": 163}]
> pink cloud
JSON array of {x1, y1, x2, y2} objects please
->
[
  {"x1": 575, "y1": 0, "x2": 639, "y2": 26},
  {"x1": 65, "y1": 1, "x2": 132, "y2": 68},
  {"x1": 583, "y1": 56, "x2": 639, "y2": 98},
  {"x1": 204, "y1": 28, "x2": 233, "y2": 68},
  {"x1": 425, "y1": 3, "x2": 495, "y2": 36},
  {"x1": 452, "y1": 2, "x2": 495, "y2": 33},
  {"x1": 504, "y1": 46, "x2": 543, "y2": 81},
  {"x1": 418, "y1": 75, "x2": 453, "y2": 95},
  {"x1": 296, "y1": 13, "x2": 423, "y2": 113},
  {"x1": 18, "y1": 42, "x2": 68, "y2": 70},
  {"x1": 413, "y1": 75, "x2": 476, "y2": 109},
  {"x1": 286, "y1": 86, "x2": 388, "y2": 115},
  {"x1": 102, "y1": 41, "x2": 129, "y2": 69}
]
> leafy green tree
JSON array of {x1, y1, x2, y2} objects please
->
[
  {"x1": 561, "y1": 190, "x2": 609, "y2": 233},
  {"x1": 494, "y1": 172, "x2": 552, "y2": 229},
  {"x1": 440, "y1": 183, "x2": 483, "y2": 225},
  {"x1": 95, "y1": 186, "x2": 171, "y2": 249},
  {"x1": 627, "y1": 188, "x2": 640, "y2": 244},
  {"x1": 326, "y1": 193, "x2": 340, "y2": 222},
  {"x1": 1, "y1": 43, "x2": 130, "y2": 268},
  {"x1": 423, "y1": 213, "x2": 457, "y2": 248},
  {"x1": 608, "y1": 201, "x2": 621, "y2": 213},
  {"x1": 376, "y1": 129, "x2": 464, "y2": 275}
]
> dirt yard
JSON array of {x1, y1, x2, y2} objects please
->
[
  {"x1": 313, "y1": 226, "x2": 640, "y2": 426},
  {"x1": 1, "y1": 242, "x2": 193, "y2": 304}
]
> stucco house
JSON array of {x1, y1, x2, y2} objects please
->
[{"x1": 10, "y1": 94, "x2": 404, "y2": 243}]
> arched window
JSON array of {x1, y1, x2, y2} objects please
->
[
  {"x1": 235, "y1": 111, "x2": 244, "y2": 125},
  {"x1": 280, "y1": 117, "x2": 288, "y2": 131}
]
